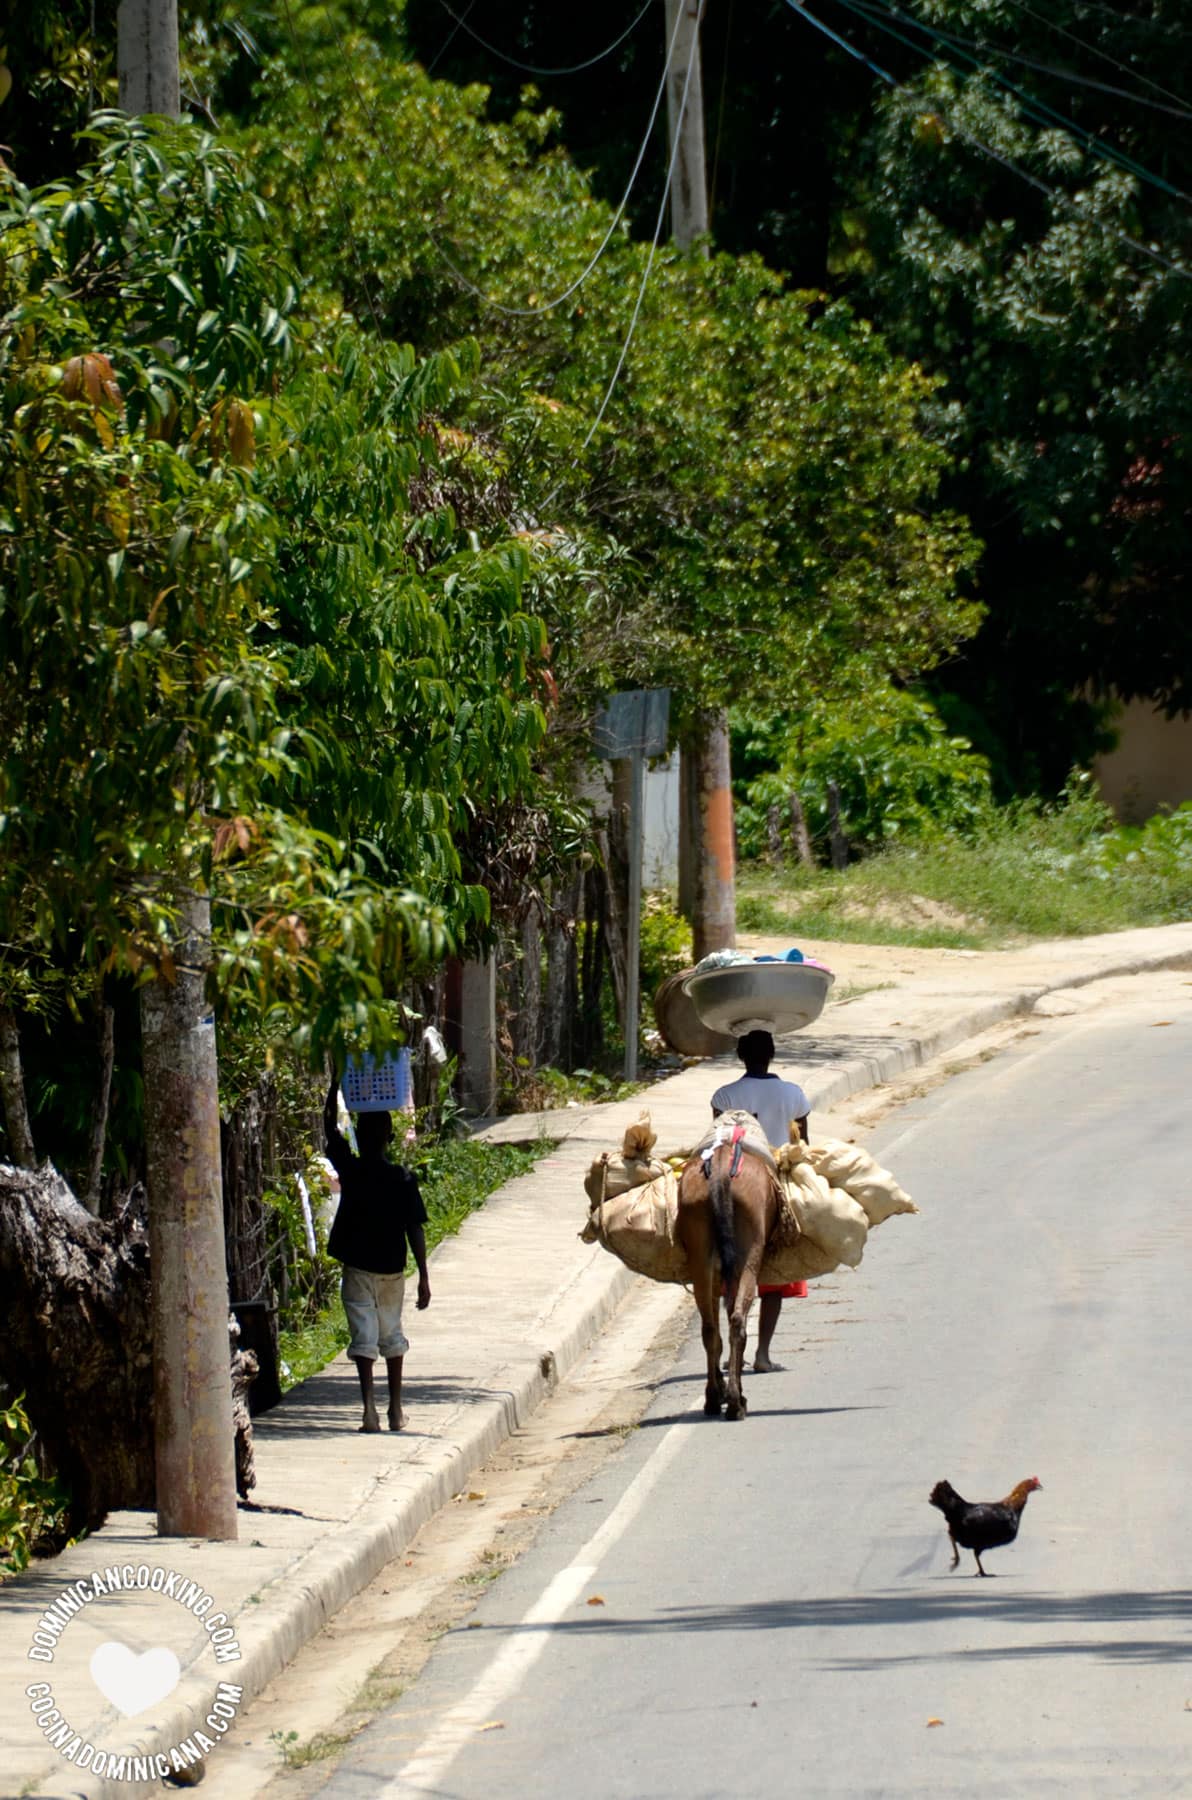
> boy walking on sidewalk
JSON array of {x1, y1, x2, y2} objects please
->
[{"x1": 323, "y1": 1080, "x2": 431, "y2": 1432}]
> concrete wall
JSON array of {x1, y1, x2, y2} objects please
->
[{"x1": 1093, "y1": 698, "x2": 1192, "y2": 823}]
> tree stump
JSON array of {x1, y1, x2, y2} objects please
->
[
  {"x1": 0, "y1": 1162, "x2": 154, "y2": 1530},
  {"x1": 0, "y1": 1161, "x2": 257, "y2": 1533}
]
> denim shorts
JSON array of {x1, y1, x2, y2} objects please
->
[{"x1": 341, "y1": 1266, "x2": 409, "y2": 1361}]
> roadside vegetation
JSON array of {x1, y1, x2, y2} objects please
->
[
  {"x1": 3, "y1": 0, "x2": 1189, "y2": 1556},
  {"x1": 739, "y1": 786, "x2": 1192, "y2": 948}
]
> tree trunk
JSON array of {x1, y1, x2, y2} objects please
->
[
  {"x1": 81, "y1": 994, "x2": 116, "y2": 1215},
  {"x1": 788, "y1": 791, "x2": 815, "y2": 867},
  {"x1": 117, "y1": 0, "x2": 180, "y2": 115},
  {"x1": 0, "y1": 1005, "x2": 37, "y2": 1169},
  {"x1": 0, "y1": 1163, "x2": 154, "y2": 1530},
  {"x1": 542, "y1": 873, "x2": 580, "y2": 1069},
  {"x1": 594, "y1": 828, "x2": 628, "y2": 1032},
  {"x1": 139, "y1": 887, "x2": 238, "y2": 1540},
  {"x1": 686, "y1": 709, "x2": 736, "y2": 962},
  {"x1": 767, "y1": 803, "x2": 783, "y2": 864},
  {"x1": 827, "y1": 779, "x2": 850, "y2": 872},
  {"x1": 221, "y1": 1078, "x2": 272, "y2": 1307},
  {"x1": 577, "y1": 865, "x2": 606, "y2": 1068},
  {"x1": 677, "y1": 744, "x2": 699, "y2": 922},
  {"x1": 514, "y1": 907, "x2": 542, "y2": 1065}
]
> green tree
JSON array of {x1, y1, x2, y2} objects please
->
[
  {"x1": 231, "y1": 14, "x2": 980, "y2": 725},
  {"x1": 400, "y1": 0, "x2": 1192, "y2": 791},
  {"x1": 0, "y1": 116, "x2": 553, "y2": 1528}
]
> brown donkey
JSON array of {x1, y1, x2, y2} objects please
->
[{"x1": 677, "y1": 1142, "x2": 782, "y2": 1420}]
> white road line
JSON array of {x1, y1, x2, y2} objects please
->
[{"x1": 383, "y1": 1419, "x2": 693, "y2": 1795}]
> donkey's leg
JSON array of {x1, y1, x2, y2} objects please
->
[
  {"x1": 725, "y1": 1234, "x2": 765, "y2": 1421},
  {"x1": 689, "y1": 1261, "x2": 724, "y2": 1415}
]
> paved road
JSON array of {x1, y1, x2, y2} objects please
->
[{"x1": 311, "y1": 985, "x2": 1192, "y2": 1799}]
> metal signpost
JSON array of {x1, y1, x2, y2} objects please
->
[{"x1": 592, "y1": 690, "x2": 671, "y2": 1080}]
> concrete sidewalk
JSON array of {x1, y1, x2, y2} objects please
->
[{"x1": 4, "y1": 922, "x2": 1191, "y2": 1799}]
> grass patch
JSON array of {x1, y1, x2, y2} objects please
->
[
  {"x1": 269, "y1": 1728, "x2": 355, "y2": 1769},
  {"x1": 740, "y1": 789, "x2": 1192, "y2": 945},
  {"x1": 413, "y1": 1135, "x2": 553, "y2": 1244},
  {"x1": 277, "y1": 1309, "x2": 350, "y2": 1390},
  {"x1": 737, "y1": 876, "x2": 983, "y2": 948}
]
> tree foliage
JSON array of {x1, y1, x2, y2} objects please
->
[
  {"x1": 0, "y1": 116, "x2": 551, "y2": 1064},
  {"x1": 225, "y1": 8, "x2": 980, "y2": 725},
  {"x1": 401, "y1": 0, "x2": 1192, "y2": 788}
]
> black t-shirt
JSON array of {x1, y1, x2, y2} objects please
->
[{"x1": 324, "y1": 1128, "x2": 428, "y2": 1275}]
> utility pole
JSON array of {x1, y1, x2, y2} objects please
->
[
  {"x1": 664, "y1": 0, "x2": 709, "y2": 250},
  {"x1": 117, "y1": 0, "x2": 181, "y2": 117},
  {"x1": 140, "y1": 891, "x2": 238, "y2": 1540},
  {"x1": 119, "y1": 0, "x2": 237, "y2": 1541},
  {"x1": 664, "y1": 0, "x2": 737, "y2": 960}
]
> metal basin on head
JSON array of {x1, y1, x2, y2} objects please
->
[{"x1": 682, "y1": 961, "x2": 834, "y2": 1036}]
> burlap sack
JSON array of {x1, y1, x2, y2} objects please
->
[
  {"x1": 580, "y1": 1171, "x2": 689, "y2": 1284},
  {"x1": 805, "y1": 1138, "x2": 917, "y2": 1225},
  {"x1": 583, "y1": 1151, "x2": 668, "y2": 1206},
  {"x1": 582, "y1": 1111, "x2": 667, "y2": 1205},
  {"x1": 779, "y1": 1158, "x2": 868, "y2": 1269}
]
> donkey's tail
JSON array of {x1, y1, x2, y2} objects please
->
[{"x1": 708, "y1": 1148, "x2": 737, "y2": 1285}]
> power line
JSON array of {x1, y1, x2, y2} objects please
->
[
  {"x1": 580, "y1": 0, "x2": 706, "y2": 451},
  {"x1": 834, "y1": 0, "x2": 1192, "y2": 207},
  {"x1": 997, "y1": 0, "x2": 1191, "y2": 113},
  {"x1": 859, "y1": 0, "x2": 1192, "y2": 121},
  {"x1": 425, "y1": 0, "x2": 480, "y2": 76},
  {"x1": 427, "y1": 0, "x2": 655, "y2": 78},
  {"x1": 1018, "y1": 0, "x2": 1192, "y2": 53},
  {"x1": 782, "y1": 0, "x2": 1191, "y2": 281},
  {"x1": 332, "y1": 0, "x2": 686, "y2": 319}
]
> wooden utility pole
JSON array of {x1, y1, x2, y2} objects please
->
[
  {"x1": 117, "y1": 0, "x2": 181, "y2": 116},
  {"x1": 119, "y1": 0, "x2": 236, "y2": 1540},
  {"x1": 664, "y1": 0, "x2": 709, "y2": 249},
  {"x1": 140, "y1": 891, "x2": 238, "y2": 1539},
  {"x1": 666, "y1": 0, "x2": 737, "y2": 958}
]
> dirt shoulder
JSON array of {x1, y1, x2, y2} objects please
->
[{"x1": 736, "y1": 929, "x2": 989, "y2": 996}]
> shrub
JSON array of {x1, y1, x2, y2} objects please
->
[
  {"x1": 0, "y1": 1395, "x2": 72, "y2": 1578},
  {"x1": 735, "y1": 689, "x2": 993, "y2": 861}
]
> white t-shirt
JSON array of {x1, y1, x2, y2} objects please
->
[{"x1": 710, "y1": 1073, "x2": 810, "y2": 1148}]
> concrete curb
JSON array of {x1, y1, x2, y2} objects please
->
[
  {"x1": 796, "y1": 940, "x2": 1192, "y2": 1116},
  {"x1": 32, "y1": 1250, "x2": 637, "y2": 1800},
  {"x1": 23, "y1": 926, "x2": 1192, "y2": 1799}
]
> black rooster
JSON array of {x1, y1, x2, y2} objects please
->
[{"x1": 929, "y1": 1476, "x2": 1042, "y2": 1576}]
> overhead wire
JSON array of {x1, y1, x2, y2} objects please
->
[
  {"x1": 426, "y1": 0, "x2": 656, "y2": 78},
  {"x1": 331, "y1": 0, "x2": 686, "y2": 318},
  {"x1": 995, "y1": 0, "x2": 1191, "y2": 113},
  {"x1": 709, "y1": 0, "x2": 737, "y2": 224},
  {"x1": 832, "y1": 0, "x2": 1192, "y2": 205},
  {"x1": 1015, "y1": 0, "x2": 1192, "y2": 53},
  {"x1": 781, "y1": 0, "x2": 1191, "y2": 280},
  {"x1": 579, "y1": 0, "x2": 707, "y2": 452},
  {"x1": 858, "y1": 1, "x2": 1192, "y2": 120}
]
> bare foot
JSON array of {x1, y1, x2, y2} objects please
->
[
  {"x1": 388, "y1": 1408, "x2": 408, "y2": 1431},
  {"x1": 752, "y1": 1355, "x2": 786, "y2": 1373},
  {"x1": 360, "y1": 1407, "x2": 382, "y2": 1433}
]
